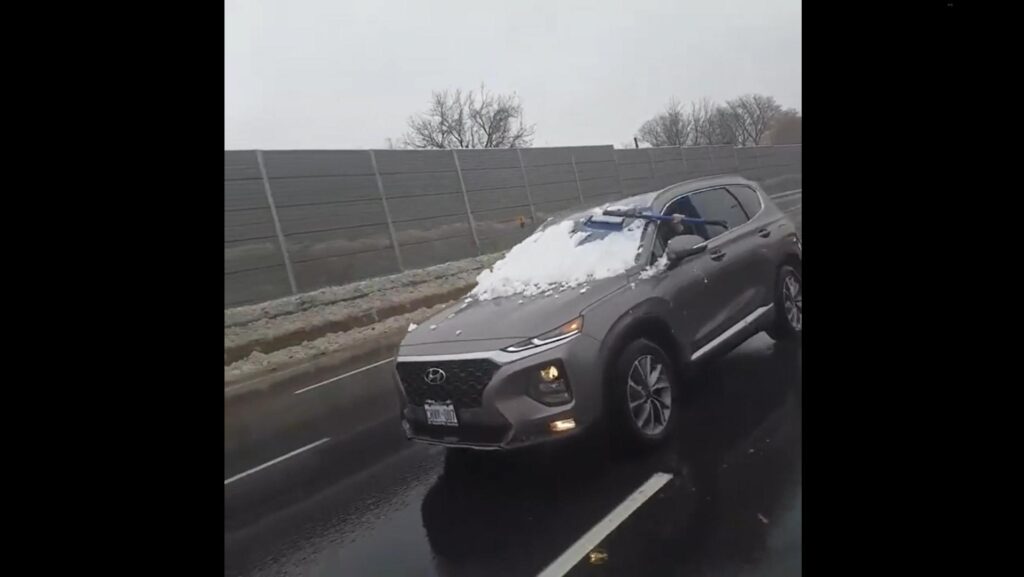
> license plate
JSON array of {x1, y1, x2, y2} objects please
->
[{"x1": 424, "y1": 401, "x2": 459, "y2": 427}]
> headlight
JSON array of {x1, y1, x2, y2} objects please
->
[{"x1": 502, "y1": 317, "x2": 583, "y2": 353}]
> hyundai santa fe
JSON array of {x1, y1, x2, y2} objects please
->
[{"x1": 392, "y1": 175, "x2": 801, "y2": 450}]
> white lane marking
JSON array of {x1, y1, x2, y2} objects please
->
[
  {"x1": 785, "y1": 203, "x2": 802, "y2": 213},
  {"x1": 293, "y1": 357, "x2": 395, "y2": 395},
  {"x1": 224, "y1": 437, "x2": 331, "y2": 485},
  {"x1": 536, "y1": 472, "x2": 674, "y2": 577},
  {"x1": 770, "y1": 188, "x2": 802, "y2": 199}
]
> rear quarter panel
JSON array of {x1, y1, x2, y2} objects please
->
[{"x1": 757, "y1": 193, "x2": 802, "y2": 270}]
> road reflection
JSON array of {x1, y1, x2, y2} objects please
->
[{"x1": 421, "y1": 336, "x2": 802, "y2": 576}]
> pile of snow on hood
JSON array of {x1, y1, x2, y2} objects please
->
[{"x1": 471, "y1": 218, "x2": 644, "y2": 301}]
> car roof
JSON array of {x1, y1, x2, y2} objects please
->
[
  {"x1": 649, "y1": 174, "x2": 759, "y2": 210},
  {"x1": 602, "y1": 174, "x2": 760, "y2": 211},
  {"x1": 541, "y1": 174, "x2": 758, "y2": 225}
]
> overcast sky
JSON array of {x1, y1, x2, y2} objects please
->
[{"x1": 225, "y1": 0, "x2": 800, "y2": 150}]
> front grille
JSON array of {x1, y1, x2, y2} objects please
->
[{"x1": 396, "y1": 359, "x2": 500, "y2": 409}]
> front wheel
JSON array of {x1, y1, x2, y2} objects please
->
[
  {"x1": 609, "y1": 339, "x2": 678, "y2": 450},
  {"x1": 766, "y1": 264, "x2": 802, "y2": 341}
]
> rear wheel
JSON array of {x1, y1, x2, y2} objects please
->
[
  {"x1": 609, "y1": 339, "x2": 678, "y2": 450},
  {"x1": 767, "y1": 264, "x2": 802, "y2": 341}
]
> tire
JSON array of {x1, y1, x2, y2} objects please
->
[
  {"x1": 766, "y1": 264, "x2": 802, "y2": 341},
  {"x1": 609, "y1": 338, "x2": 678, "y2": 451}
]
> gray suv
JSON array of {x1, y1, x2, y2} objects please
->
[{"x1": 393, "y1": 175, "x2": 801, "y2": 450}]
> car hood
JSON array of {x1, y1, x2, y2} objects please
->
[{"x1": 401, "y1": 274, "x2": 629, "y2": 346}]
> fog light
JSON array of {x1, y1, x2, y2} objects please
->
[
  {"x1": 540, "y1": 365, "x2": 559, "y2": 381},
  {"x1": 550, "y1": 418, "x2": 576, "y2": 432},
  {"x1": 529, "y1": 363, "x2": 572, "y2": 406},
  {"x1": 538, "y1": 379, "x2": 566, "y2": 394}
]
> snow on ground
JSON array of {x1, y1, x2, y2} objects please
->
[
  {"x1": 471, "y1": 217, "x2": 645, "y2": 300},
  {"x1": 225, "y1": 301, "x2": 453, "y2": 385},
  {"x1": 225, "y1": 262, "x2": 487, "y2": 362},
  {"x1": 225, "y1": 253, "x2": 503, "y2": 328}
]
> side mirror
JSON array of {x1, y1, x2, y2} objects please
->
[{"x1": 666, "y1": 235, "x2": 707, "y2": 263}]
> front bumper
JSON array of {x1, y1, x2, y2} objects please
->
[{"x1": 393, "y1": 333, "x2": 603, "y2": 449}]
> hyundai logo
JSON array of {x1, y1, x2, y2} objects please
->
[{"x1": 424, "y1": 367, "x2": 446, "y2": 385}]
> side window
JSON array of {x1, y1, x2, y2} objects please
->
[
  {"x1": 687, "y1": 188, "x2": 749, "y2": 240},
  {"x1": 662, "y1": 195, "x2": 704, "y2": 238},
  {"x1": 728, "y1": 185, "x2": 763, "y2": 219}
]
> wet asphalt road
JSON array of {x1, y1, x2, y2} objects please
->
[
  {"x1": 224, "y1": 197, "x2": 802, "y2": 577},
  {"x1": 225, "y1": 332, "x2": 801, "y2": 577}
]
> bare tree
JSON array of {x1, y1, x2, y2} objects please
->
[
  {"x1": 766, "y1": 109, "x2": 801, "y2": 144},
  {"x1": 724, "y1": 94, "x2": 784, "y2": 146},
  {"x1": 469, "y1": 87, "x2": 535, "y2": 148},
  {"x1": 402, "y1": 86, "x2": 535, "y2": 149},
  {"x1": 707, "y1": 106, "x2": 740, "y2": 145},
  {"x1": 685, "y1": 99, "x2": 740, "y2": 146},
  {"x1": 403, "y1": 89, "x2": 469, "y2": 149},
  {"x1": 688, "y1": 98, "x2": 718, "y2": 145},
  {"x1": 638, "y1": 93, "x2": 790, "y2": 148},
  {"x1": 637, "y1": 99, "x2": 692, "y2": 146}
]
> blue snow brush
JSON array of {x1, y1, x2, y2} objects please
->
[
  {"x1": 583, "y1": 214, "x2": 627, "y2": 230},
  {"x1": 583, "y1": 206, "x2": 728, "y2": 231}
]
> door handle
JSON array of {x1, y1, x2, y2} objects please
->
[
  {"x1": 758, "y1": 228, "x2": 771, "y2": 238},
  {"x1": 710, "y1": 250, "x2": 726, "y2": 261}
]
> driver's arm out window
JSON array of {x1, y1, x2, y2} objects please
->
[{"x1": 663, "y1": 196, "x2": 708, "y2": 240}]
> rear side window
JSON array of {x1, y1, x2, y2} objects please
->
[{"x1": 728, "y1": 185, "x2": 763, "y2": 219}]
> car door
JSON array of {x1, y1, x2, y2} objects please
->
[
  {"x1": 646, "y1": 219, "x2": 718, "y2": 352},
  {"x1": 669, "y1": 187, "x2": 764, "y2": 351},
  {"x1": 728, "y1": 184, "x2": 780, "y2": 308}
]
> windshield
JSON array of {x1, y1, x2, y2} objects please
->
[{"x1": 471, "y1": 213, "x2": 648, "y2": 300}]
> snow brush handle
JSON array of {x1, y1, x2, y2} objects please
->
[
  {"x1": 601, "y1": 208, "x2": 727, "y2": 228},
  {"x1": 662, "y1": 215, "x2": 729, "y2": 228}
]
